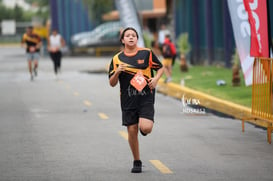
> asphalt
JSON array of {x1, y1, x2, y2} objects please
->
[{"x1": 0, "y1": 46, "x2": 272, "y2": 181}]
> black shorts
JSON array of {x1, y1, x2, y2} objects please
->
[{"x1": 122, "y1": 103, "x2": 154, "y2": 126}]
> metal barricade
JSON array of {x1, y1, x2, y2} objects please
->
[{"x1": 251, "y1": 57, "x2": 273, "y2": 143}]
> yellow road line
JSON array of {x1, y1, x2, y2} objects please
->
[
  {"x1": 98, "y1": 112, "x2": 109, "y2": 120},
  {"x1": 118, "y1": 131, "x2": 128, "y2": 140},
  {"x1": 73, "y1": 91, "x2": 79, "y2": 96},
  {"x1": 149, "y1": 160, "x2": 173, "y2": 174},
  {"x1": 83, "y1": 100, "x2": 92, "y2": 107}
]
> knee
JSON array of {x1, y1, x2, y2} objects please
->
[
  {"x1": 139, "y1": 119, "x2": 153, "y2": 134},
  {"x1": 140, "y1": 125, "x2": 153, "y2": 134}
]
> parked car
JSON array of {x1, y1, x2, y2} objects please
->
[{"x1": 70, "y1": 21, "x2": 122, "y2": 53}]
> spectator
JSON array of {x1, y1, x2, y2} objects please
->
[
  {"x1": 162, "y1": 34, "x2": 177, "y2": 82},
  {"x1": 158, "y1": 24, "x2": 170, "y2": 47}
]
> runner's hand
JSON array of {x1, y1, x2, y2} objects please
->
[
  {"x1": 29, "y1": 46, "x2": 36, "y2": 52},
  {"x1": 148, "y1": 78, "x2": 158, "y2": 89},
  {"x1": 116, "y1": 64, "x2": 126, "y2": 73}
]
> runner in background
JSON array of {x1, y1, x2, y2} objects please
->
[
  {"x1": 21, "y1": 26, "x2": 42, "y2": 81},
  {"x1": 47, "y1": 29, "x2": 66, "y2": 78}
]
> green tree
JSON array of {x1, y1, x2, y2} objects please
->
[
  {"x1": 25, "y1": 0, "x2": 48, "y2": 7},
  {"x1": 14, "y1": 5, "x2": 24, "y2": 21},
  {"x1": 0, "y1": 1, "x2": 44, "y2": 22},
  {"x1": 0, "y1": 4, "x2": 13, "y2": 21},
  {"x1": 25, "y1": 0, "x2": 49, "y2": 21}
]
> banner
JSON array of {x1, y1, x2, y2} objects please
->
[
  {"x1": 227, "y1": 0, "x2": 254, "y2": 86},
  {"x1": 243, "y1": 0, "x2": 269, "y2": 58},
  {"x1": 115, "y1": 0, "x2": 144, "y2": 47}
]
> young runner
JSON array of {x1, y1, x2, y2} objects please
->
[
  {"x1": 47, "y1": 29, "x2": 66, "y2": 78},
  {"x1": 108, "y1": 27, "x2": 164, "y2": 173},
  {"x1": 21, "y1": 26, "x2": 42, "y2": 81}
]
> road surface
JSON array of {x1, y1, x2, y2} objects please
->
[{"x1": 0, "y1": 47, "x2": 272, "y2": 181}]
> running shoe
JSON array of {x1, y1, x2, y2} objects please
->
[
  {"x1": 164, "y1": 77, "x2": 172, "y2": 83},
  {"x1": 131, "y1": 160, "x2": 142, "y2": 173}
]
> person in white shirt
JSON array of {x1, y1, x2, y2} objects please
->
[
  {"x1": 47, "y1": 29, "x2": 66, "y2": 76},
  {"x1": 158, "y1": 24, "x2": 170, "y2": 46}
]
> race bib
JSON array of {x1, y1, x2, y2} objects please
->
[{"x1": 130, "y1": 71, "x2": 147, "y2": 92}]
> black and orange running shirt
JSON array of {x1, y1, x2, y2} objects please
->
[
  {"x1": 21, "y1": 33, "x2": 41, "y2": 53},
  {"x1": 109, "y1": 47, "x2": 162, "y2": 110}
]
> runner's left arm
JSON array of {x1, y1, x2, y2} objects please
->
[{"x1": 148, "y1": 51, "x2": 164, "y2": 89}]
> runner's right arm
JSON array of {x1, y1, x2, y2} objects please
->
[
  {"x1": 21, "y1": 34, "x2": 27, "y2": 49},
  {"x1": 109, "y1": 63, "x2": 126, "y2": 87}
]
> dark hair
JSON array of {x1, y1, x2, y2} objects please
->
[{"x1": 120, "y1": 27, "x2": 139, "y2": 45}]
